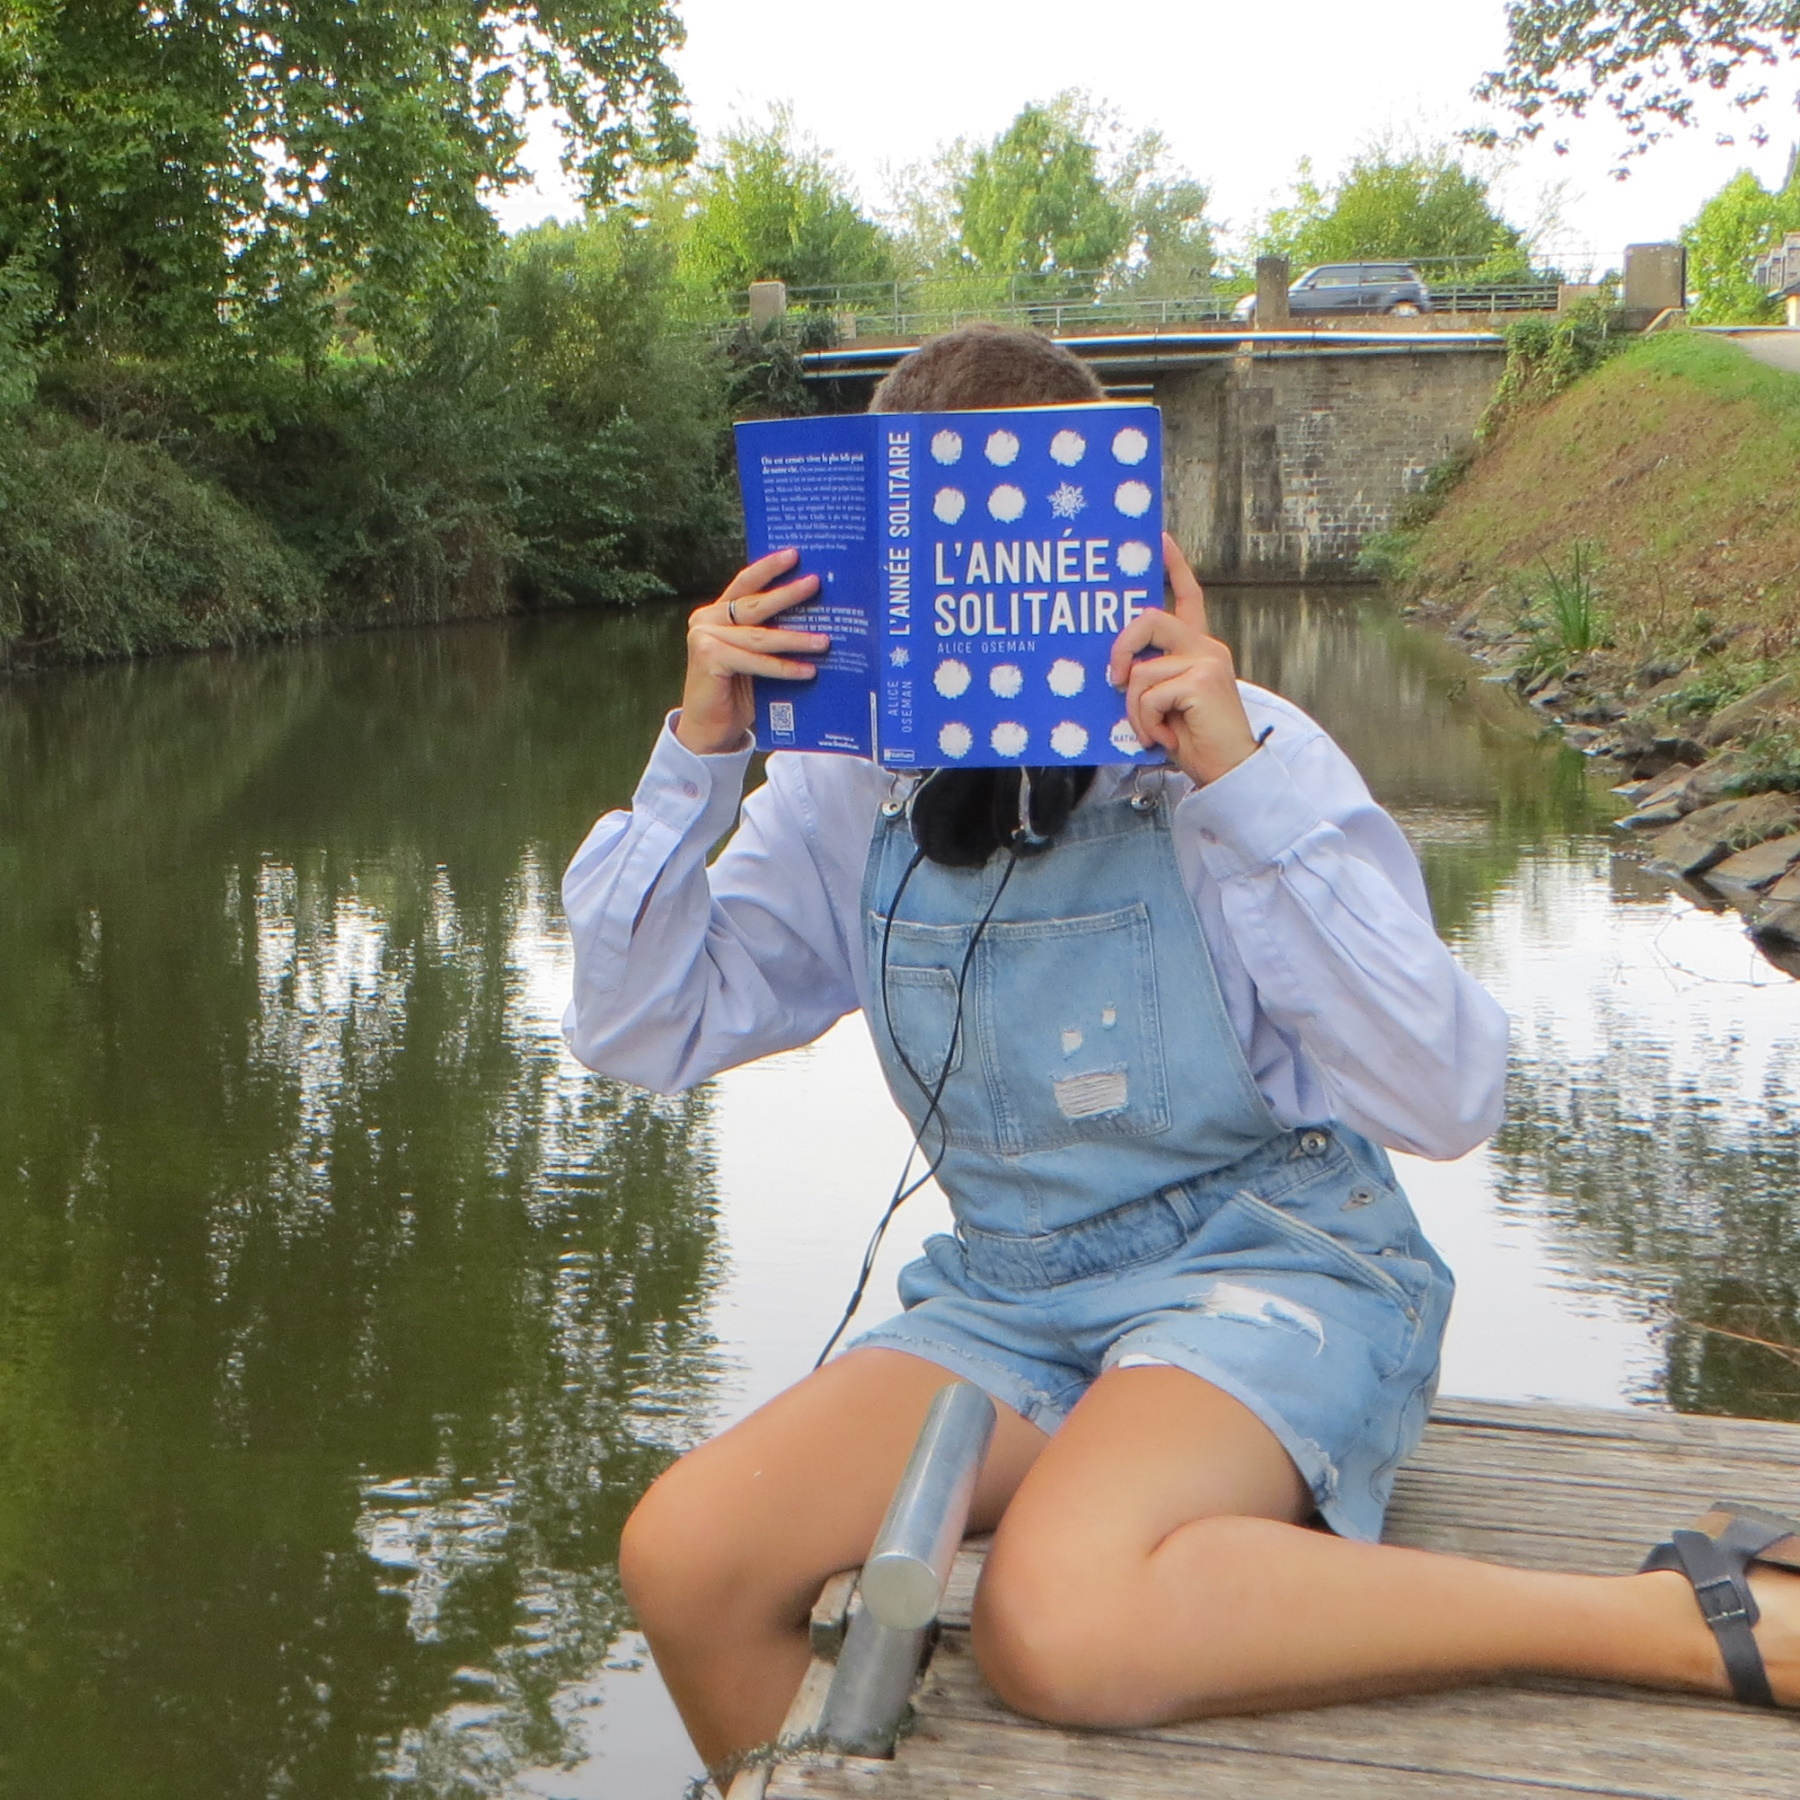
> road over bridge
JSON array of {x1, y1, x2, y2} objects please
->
[{"x1": 802, "y1": 329, "x2": 1508, "y2": 581}]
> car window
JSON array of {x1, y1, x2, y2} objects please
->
[{"x1": 1310, "y1": 268, "x2": 1360, "y2": 288}]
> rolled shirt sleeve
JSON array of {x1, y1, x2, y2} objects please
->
[
  {"x1": 561, "y1": 717, "x2": 862, "y2": 1094},
  {"x1": 1176, "y1": 692, "x2": 1510, "y2": 1160}
]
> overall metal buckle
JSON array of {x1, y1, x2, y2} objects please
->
[{"x1": 1128, "y1": 765, "x2": 1167, "y2": 814}]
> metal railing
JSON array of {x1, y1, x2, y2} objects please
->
[{"x1": 733, "y1": 260, "x2": 1586, "y2": 338}]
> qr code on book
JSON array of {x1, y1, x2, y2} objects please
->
[{"x1": 768, "y1": 701, "x2": 795, "y2": 738}]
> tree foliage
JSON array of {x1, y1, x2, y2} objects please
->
[
  {"x1": 1477, "y1": 2, "x2": 1800, "y2": 164},
  {"x1": 675, "y1": 108, "x2": 893, "y2": 294},
  {"x1": 1684, "y1": 166, "x2": 1800, "y2": 321},
  {"x1": 1256, "y1": 147, "x2": 1528, "y2": 275},
  {"x1": 889, "y1": 92, "x2": 1212, "y2": 292},
  {"x1": 0, "y1": 0, "x2": 693, "y2": 357},
  {"x1": 953, "y1": 98, "x2": 1129, "y2": 277},
  {"x1": 498, "y1": 213, "x2": 734, "y2": 599}
]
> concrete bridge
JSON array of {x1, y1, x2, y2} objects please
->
[{"x1": 801, "y1": 328, "x2": 1508, "y2": 582}]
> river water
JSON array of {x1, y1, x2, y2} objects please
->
[{"x1": 5, "y1": 594, "x2": 1800, "y2": 1799}]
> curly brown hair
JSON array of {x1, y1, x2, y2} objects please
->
[{"x1": 869, "y1": 322, "x2": 1104, "y2": 414}]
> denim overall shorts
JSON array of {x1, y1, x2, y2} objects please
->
[{"x1": 847, "y1": 786, "x2": 1455, "y2": 1540}]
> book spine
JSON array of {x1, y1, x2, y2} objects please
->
[{"x1": 876, "y1": 417, "x2": 918, "y2": 765}]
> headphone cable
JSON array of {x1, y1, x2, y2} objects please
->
[{"x1": 813, "y1": 843, "x2": 1019, "y2": 1368}]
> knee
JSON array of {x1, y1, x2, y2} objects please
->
[
  {"x1": 619, "y1": 1455, "x2": 757, "y2": 1639},
  {"x1": 972, "y1": 1514, "x2": 1271, "y2": 1728},
  {"x1": 972, "y1": 1539, "x2": 1148, "y2": 1728}
]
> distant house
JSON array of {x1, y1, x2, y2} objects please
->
[
  {"x1": 1752, "y1": 232, "x2": 1800, "y2": 326},
  {"x1": 1752, "y1": 147, "x2": 1800, "y2": 326}
]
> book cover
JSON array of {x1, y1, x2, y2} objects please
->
[{"x1": 734, "y1": 402, "x2": 1164, "y2": 768}]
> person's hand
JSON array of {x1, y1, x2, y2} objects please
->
[
  {"x1": 675, "y1": 549, "x2": 829, "y2": 756},
  {"x1": 1106, "y1": 533, "x2": 1259, "y2": 787}
]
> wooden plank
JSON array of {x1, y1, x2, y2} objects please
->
[
  {"x1": 811, "y1": 1569, "x2": 859, "y2": 1660},
  {"x1": 764, "y1": 1713, "x2": 1716, "y2": 1799},
  {"x1": 1426, "y1": 1401, "x2": 1800, "y2": 1459},
  {"x1": 726, "y1": 1646, "x2": 839, "y2": 1800},
  {"x1": 914, "y1": 1637, "x2": 1798, "y2": 1799}
]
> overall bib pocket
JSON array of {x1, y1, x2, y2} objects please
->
[
  {"x1": 974, "y1": 902, "x2": 1171, "y2": 1155},
  {"x1": 868, "y1": 915, "x2": 990, "y2": 1147}
]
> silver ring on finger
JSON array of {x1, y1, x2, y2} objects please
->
[{"x1": 726, "y1": 598, "x2": 741, "y2": 625}]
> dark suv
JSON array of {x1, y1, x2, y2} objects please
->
[{"x1": 1234, "y1": 263, "x2": 1432, "y2": 321}]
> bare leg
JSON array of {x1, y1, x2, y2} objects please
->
[
  {"x1": 619, "y1": 1348, "x2": 1047, "y2": 1772},
  {"x1": 975, "y1": 1364, "x2": 1800, "y2": 1726}
]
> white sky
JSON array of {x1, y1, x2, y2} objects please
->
[{"x1": 494, "y1": 0, "x2": 1800, "y2": 273}]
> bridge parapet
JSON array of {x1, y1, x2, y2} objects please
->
[
  {"x1": 799, "y1": 330, "x2": 1507, "y2": 581},
  {"x1": 738, "y1": 264, "x2": 1565, "y2": 345}
]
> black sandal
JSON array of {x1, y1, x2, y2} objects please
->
[{"x1": 1640, "y1": 1502, "x2": 1800, "y2": 1707}]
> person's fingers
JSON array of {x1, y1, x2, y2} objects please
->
[
  {"x1": 700, "y1": 572, "x2": 821, "y2": 628},
  {"x1": 697, "y1": 624, "x2": 829, "y2": 655},
  {"x1": 718, "y1": 548, "x2": 802, "y2": 606},
  {"x1": 1108, "y1": 607, "x2": 1199, "y2": 690},
  {"x1": 1162, "y1": 533, "x2": 1209, "y2": 635},
  {"x1": 689, "y1": 626, "x2": 821, "y2": 681},
  {"x1": 1124, "y1": 653, "x2": 1192, "y2": 751}
]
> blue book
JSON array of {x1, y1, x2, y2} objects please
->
[{"x1": 734, "y1": 403, "x2": 1164, "y2": 768}]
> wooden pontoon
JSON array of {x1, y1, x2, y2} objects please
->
[{"x1": 729, "y1": 1398, "x2": 1800, "y2": 1800}]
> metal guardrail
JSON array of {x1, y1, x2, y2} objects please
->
[
  {"x1": 1431, "y1": 282, "x2": 1565, "y2": 313},
  {"x1": 733, "y1": 272, "x2": 1573, "y2": 338}
]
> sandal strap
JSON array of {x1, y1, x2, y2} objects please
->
[{"x1": 1641, "y1": 1521, "x2": 1782, "y2": 1707}]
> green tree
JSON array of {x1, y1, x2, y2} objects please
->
[
  {"x1": 952, "y1": 97, "x2": 1129, "y2": 278},
  {"x1": 903, "y1": 93, "x2": 1213, "y2": 295},
  {"x1": 1684, "y1": 166, "x2": 1800, "y2": 321},
  {"x1": 1105, "y1": 127, "x2": 1214, "y2": 296},
  {"x1": 1477, "y1": 2, "x2": 1800, "y2": 165},
  {"x1": 676, "y1": 108, "x2": 894, "y2": 295},
  {"x1": 1256, "y1": 147, "x2": 1527, "y2": 276},
  {"x1": 497, "y1": 212, "x2": 735, "y2": 601},
  {"x1": 0, "y1": 0, "x2": 692, "y2": 358}
]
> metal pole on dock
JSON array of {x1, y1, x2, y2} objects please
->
[
  {"x1": 861, "y1": 1381, "x2": 996, "y2": 1629},
  {"x1": 816, "y1": 1381, "x2": 996, "y2": 1756}
]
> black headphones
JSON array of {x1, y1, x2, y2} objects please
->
[{"x1": 908, "y1": 766, "x2": 1097, "y2": 868}]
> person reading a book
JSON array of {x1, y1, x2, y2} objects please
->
[{"x1": 561, "y1": 324, "x2": 1800, "y2": 1779}]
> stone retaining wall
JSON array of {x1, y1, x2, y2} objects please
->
[{"x1": 1154, "y1": 346, "x2": 1504, "y2": 580}]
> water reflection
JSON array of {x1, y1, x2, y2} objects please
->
[
  {"x1": 5, "y1": 593, "x2": 1800, "y2": 1798},
  {"x1": 0, "y1": 618, "x2": 720, "y2": 1798}
]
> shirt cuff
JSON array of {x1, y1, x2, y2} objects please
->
[
  {"x1": 633, "y1": 713, "x2": 755, "y2": 840},
  {"x1": 1180, "y1": 744, "x2": 1327, "y2": 878}
]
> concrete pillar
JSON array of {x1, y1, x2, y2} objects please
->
[
  {"x1": 1557, "y1": 283, "x2": 1606, "y2": 313},
  {"x1": 1622, "y1": 244, "x2": 1686, "y2": 315},
  {"x1": 747, "y1": 280, "x2": 788, "y2": 330},
  {"x1": 1255, "y1": 256, "x2": 1291, "y2": 327},
  {"x1": 1788, "y1": 293, "x2": 1800, "y2": 329}
]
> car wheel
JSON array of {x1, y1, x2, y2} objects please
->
[{"x1": 1388, "y1": 302, "x2": 1422, "y2": 316}]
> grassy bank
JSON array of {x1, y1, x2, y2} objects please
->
[
  {"x1": 1394, "y1": 329, "x2": 1800, "y2": 781},
  {"x1": 1387, "y1": 325, "x2": 1800, "y2": 960},
  {"x1": 1413, "y1": 331, "x2": 1800, "y2": 649}
]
